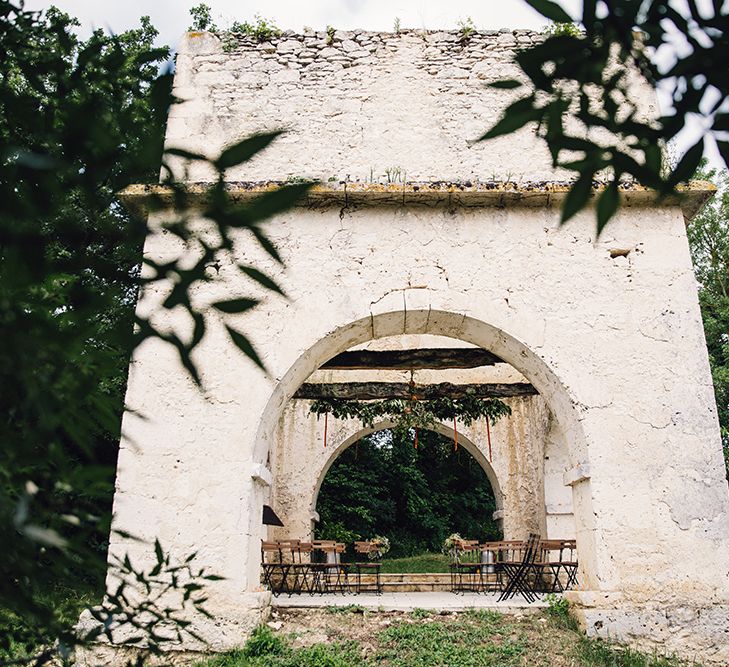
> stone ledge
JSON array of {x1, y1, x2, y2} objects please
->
[
  {"x1": 563, "y1": 462, "x2": 591, "y2": 486},
  {"x1": 251, "y1": 463, "x2": 273, "y2": 486},
  {"x1": 119, "y1": 180, "x2": 715, "y2": 222}
]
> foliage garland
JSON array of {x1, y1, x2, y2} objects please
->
[{"x1": 309, "y1": 389, "x2": 511, "y2": 435}]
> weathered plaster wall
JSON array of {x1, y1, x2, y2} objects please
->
[
  {"x1": 106, "y1": 28, "x2": 729, "y2": 666},
  {"x1": 166, "y1": 28, "x2": 656, "y2": 184},
  {"x1": 111, "y1": 201, "x2": 729, "y2": 663},
  {"x1": 270, "y1": 394, "x2": 559, "y2": 544}
]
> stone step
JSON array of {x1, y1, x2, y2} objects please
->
[
  {"x1": 375, "y1": 573, "x2": 452, "y2": 583},
  {"x1": 353, "y1": 572, "x2": 499, "y2": 593},
  {"x1": 382, "y1": 581, "x2": 451, "y2": 592}
]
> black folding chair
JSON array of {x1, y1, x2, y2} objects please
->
[
  {"x1": 311, "y1": 541, "x2": 349, "y2": 594},
  {"x1": 535, "y1": 539, "x2": 578, "y2": 593},
  {"x1": 353, "y1": 541, "x2": 383, "y2": 594},
  {"x1": 261, "y1": 540, "x2": 289, "y2": 597},
  {"x1": 449, "y1": 539, "x2": 483, "y2": 593},
  {"x1": 560, "y1": 540, "x2": 579, "y2": 590},
  {"x1": 498, "y1": 533, "x2": 541, "y2": 603}
]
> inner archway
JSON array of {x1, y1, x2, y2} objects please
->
[
  {"x1": 315, "y1": 428, "x2": 503, "y2": 564},
  {"x1": 251, "y1": 309, "x2": 595, "y2": 593}
]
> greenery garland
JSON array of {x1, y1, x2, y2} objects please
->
[{"x1": 309, "y1": 389, "x2": 511, "y2": 434}]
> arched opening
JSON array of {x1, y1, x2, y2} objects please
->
[
  {"x1": 314, "y1": 427, "x2": 503, "y2": 567},
  {"x1": 249, "y1": 309, "x2": 595, "y2": 593},
  {"x1": 311, "y1": 420, "x2": 504, "y2": 524}
]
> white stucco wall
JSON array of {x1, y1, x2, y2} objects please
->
[{"x1": 105, "y1": 27, "x2": 729, "y2": 666}]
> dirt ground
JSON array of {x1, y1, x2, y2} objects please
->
[{"x1": 264, "y1": 606, "x2": 587, "y2": 666}]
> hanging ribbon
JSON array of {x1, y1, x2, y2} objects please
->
[
  {"x1": 323, "y1": 412, "x2": 328, "y2": 448},
  {"x1": 453, "y1": 417, "x2": 458, "y2": 451},
  {"x1": 414, "y1": 427, "x2": 418, "y2": 450},
  {"x1": 486, "y1": 417, "x2": 492, "y2": 462}
]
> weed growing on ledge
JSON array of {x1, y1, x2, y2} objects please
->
[
  {"x1": 543, "y1": 21, "x2": 582, "y2": 37},
  {"x1": 383, "y1": 166, "x2": 404, "y2": 183},
  {"x1": 326, "y1": 25, "x2": 336, "y2": 45},
  {"x1": 545, "y1": 593, "x2": 578, "y2": 631},
  {"x1": 457, "y1": 16, "x2": 475, "y2": 42},
  {"x1": 230, "y1": 14, "x2": 282, "y2": 42}
]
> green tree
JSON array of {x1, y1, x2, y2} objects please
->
[
  {"x1": 1, "y1": 4, "x2": 171, "y2": 657},
  {"x1": 317, "y1": 430, "x2": 500, "y2": 558},
  {"x1": 485, "y1": 0, "x2": 728, "y2": 230},
  {"x1": 687, "y1": 163, "x2": 729, "y2": 476},
  {"x1": 0, "y1": 2, "x2": 309, "y2": 661}
]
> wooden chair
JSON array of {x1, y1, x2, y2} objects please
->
[
  {"x1": 531, "y1": 539, "x2": 578, "y2": 593},
  {"x1": 289, "y1": 541, "x2": 318, "y2": 594},
  {"x1": 352, "y1": 541, "x2": 383, "y2": 594},
  {"x1": 261, "y1": 540, "x2": 288, "y2": 596},
  {"x1": 312, "y1": 540, "x2": 348, "y2": 593},
  {"x1": 478, "y1": 541, "x2": 505, "y2": 592},
  {"x1": 477, "y1": 540, "x2": 525, "y2": 591},
  {"x1": 449, "y1": 539, "x2": 484, "y2": 593},
  {"x1": 558, "y1": 539, "x2": 578, "y2": 590}
]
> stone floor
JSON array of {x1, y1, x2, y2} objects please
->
[{"x1": 271, "y1": 591, "x2": 548, "y2": 612}]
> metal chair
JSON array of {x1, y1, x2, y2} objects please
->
[
  {"x1": 260, "y1": 540, "x2": 288, "y2": 596},
  {"x1": 449, "y1": 539, "x2": 484, "y2": 593},
  {"x1": 312, "y1": 540, "x2": 349, "y2": 593},
  {"x1": 352, "y1": 541, "x2": 383, "y2": 594},
  {"x1": 498, "y1": 533, "x2": 542, "y2": 603}
]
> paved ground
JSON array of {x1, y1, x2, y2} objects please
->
[{"x1": 271, "y1": 591, "x2": 548, "y2": 612}]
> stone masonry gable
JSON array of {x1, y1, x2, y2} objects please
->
[{"x1": 167, "y1": 29, "x2": 656, "y2": 184}]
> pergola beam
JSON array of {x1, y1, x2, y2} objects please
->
[
  {"x1": 294, "y1": 381, "x2": 537, "y2": 400},
  {"x1": 321, "y1": 348, "x2": 503, "y2": 370}
]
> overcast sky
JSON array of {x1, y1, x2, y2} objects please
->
[
  {"x1": 24, "y1": 0, "x2": 724, "y2": 169},
  {"x1": 25, "y1": 0, "x2": 583, "y2": 48}
]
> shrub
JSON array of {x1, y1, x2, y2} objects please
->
[{"x1": 243, "y1": 625, "x2": 285, "y2": 658}]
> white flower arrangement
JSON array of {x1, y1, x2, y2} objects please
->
[
  {"x1": 369, "y1": 535, "x2": 390, "y2": 560},
  {"x1": 442, "y1": 532, "x2": 464, "y2": 562}
]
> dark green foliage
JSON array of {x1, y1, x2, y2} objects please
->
[
  {"x1": 316, "y1": 430, "x2": 501, "y2": 558},
  {"x1": 242, "y1": 625, "x2": 285, "y2": 658},
  {"x1": 310, "y1": 394, "x2": 511, "y2": 435},
  {"x1": 1, "y1": 2, "x2": 310, "y2": 661},
  {"x1": 687, "y1": 164, "x2": 729, "y2": 477},
  {"x1": 0, "y1": 3, "x2": 171, "y2": 658},
  {"x1": 483, "y1": 1, "x2": 729, "y2": 229}
]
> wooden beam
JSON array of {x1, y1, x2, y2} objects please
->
[
  {"x1": 293, "y1": 382, "x2": 537, "y2": 400},
  {"x1": 321, "y1": 348, "x2": 503, "y2": 370}
]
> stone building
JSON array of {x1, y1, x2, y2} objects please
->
[{"x1": 109, "y1": 28, "x2": 729, "y2": 665}]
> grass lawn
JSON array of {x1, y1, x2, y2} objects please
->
[
  {"x1": 378, "y1": 552, "x2": 451, "y2": 573},
  {"x1": 194, "y1": 605, "x2": 701, "y2": 667},
  {"x1": 0, "y1": 581, "x2": 100, "y2": 663}
]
